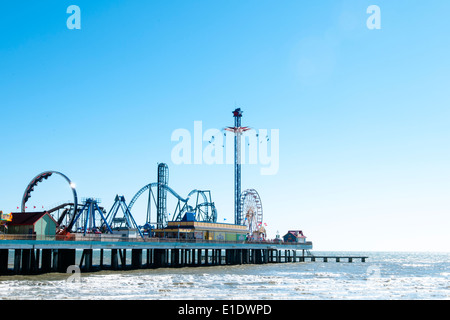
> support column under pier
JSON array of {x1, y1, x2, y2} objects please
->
[
  {"x1": 14, "y1": 249, "x2": 21, "y2": 274},
  {"x1": 80, "y1": 249, "x2": 93, "y2": 272},
  {"x1": 100, "y1": 249, "x2": 104, "y2": 268},
  {"x1": 255, "y1": 249, "x2": 262, "y2": 264},
  {"x1": 132, "y1": 249, "x2": 142, "y2": 269},
  {"x1": 146, "y1": 249, "x2": 152, "y2": 267},
  {"x1": 57, "y1": 249, "x2": 75, "y2": 273},
  {"x1": 227, "y1": 249, "x2": 232, "y2": 265},
  {"x1": 238, "y1": 249, "x2": 243, "y2": 264},
  {"x1": 111, "y1": 249, "x2": 119, "y2": 270},
  {"x1": 119, "y1": 249, "x2": 127, "y2": 269},
  {"x1": 0, "y1": 249, "x2": 8, "y2": 275},
  {"x1": 21, "y1": 249, "x2": 31, "y2": 274},
  {"x1": 41, "y1": 249, "x2": 52, "y2": 273},
  {"x1": 173, "y1": 249, "x2": 180, "y2": 267},
  {"x1": 181, "y1": 249, "x2": 186, "y2": 267},
  {"x1": 154, "y1": 249, "x2": 167, "y2": 268},
  {"x1": 197, "y1": 249, "x2": 202, "y2": 266}
]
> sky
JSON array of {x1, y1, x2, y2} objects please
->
[{"x1": 0, "y1": 0, "x2": 449, "y2": 252}]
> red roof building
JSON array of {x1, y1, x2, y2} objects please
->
[
  {"x1": 7, "y1": 212, "x2": 57, "y2": 237},
  {"x1": 283, "y1": 230, "x2": 307, "y2": 243}
]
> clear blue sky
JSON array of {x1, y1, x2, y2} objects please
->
[{"x1": 1, "y1": 0, "x2": 449, "y2": 251}]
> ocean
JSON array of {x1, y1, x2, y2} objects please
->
[{"x1": 0, "y1": 251, "x2": 448, "y2": 300}]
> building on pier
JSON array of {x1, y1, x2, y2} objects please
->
[
  {"x1": 153, "y1": 220, "x2": 248, "y2": 241},
  {"x1": 283, "y1": 230, "x2": 307, "y2": 243},
  {"x1": 6, "y1": 212, "x2": 57, "y2": 239}
]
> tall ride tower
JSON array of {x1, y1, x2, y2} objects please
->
[
  {"x1": 156, "y1": 163, "x2": 169, "y2": 229},
  {"x1": 225, "y1": 108, "x2": 250, "y2": 225}
]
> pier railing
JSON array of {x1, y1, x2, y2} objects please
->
[{"x1": 0, "y1": 233, "x2": 312, "y2": 246}]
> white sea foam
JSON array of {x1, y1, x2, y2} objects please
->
[{"x1": 1, "y1": 252, "x2": 449, "y2": 300}]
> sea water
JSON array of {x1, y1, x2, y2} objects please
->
[{"x1": 0, "y1": 251, "x2": 448, "y2": 300}]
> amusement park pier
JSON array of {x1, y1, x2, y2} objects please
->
[{"x1": 0, "y1": 109, "x2": 367, "y2": 275}]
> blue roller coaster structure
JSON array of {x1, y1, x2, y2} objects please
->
[
  {"x1": 104, "y1": 195, "x2": 144, "y2": 238},
  {"x1": 71, "y1": 198, "x2": 113, "y2": 236},
  {"x1": 21, "y1": 163, "x2": 217, "y2": 237},
  {"x1": 126, "y1": 163, "x2": 217, "y2": 230}
]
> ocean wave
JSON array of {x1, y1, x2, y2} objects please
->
[{"x1": 1, "y1": 252, "x2": 449, "y2": 300}]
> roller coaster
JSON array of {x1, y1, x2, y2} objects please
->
[{"x1": 20, "y1": 163, "x2": 218, "y2": 238}]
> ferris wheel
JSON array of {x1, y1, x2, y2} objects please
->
[{"x1": 239, "y1": 189, "x2": 263, "y2": 237}]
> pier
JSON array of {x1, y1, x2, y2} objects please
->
[
  {"x1": 300, "y1": 256, "x2": 368, "y2": 263},
  {"x1": 0, "y1": 237, "x2": 367, "y2": 276}
]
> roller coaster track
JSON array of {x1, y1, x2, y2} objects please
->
[
  {"x1": 127, "y1": 183, "x2": 217, "y2": 227},
  {"x1": 21, "y1": 165, "x2": 218, "y2": 235}
]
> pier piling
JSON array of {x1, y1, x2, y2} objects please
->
[{"x1": 0, "y1": 249, "x2": 8, "y2": 274}]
